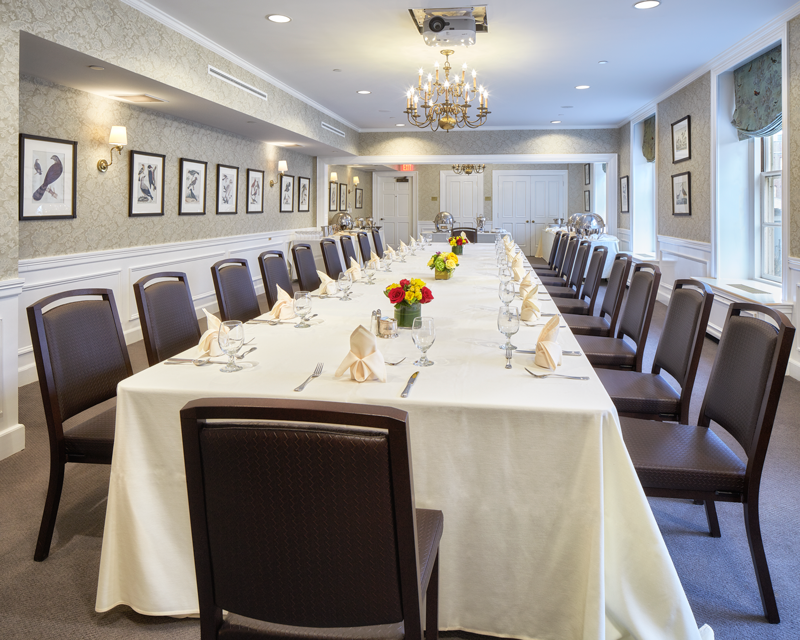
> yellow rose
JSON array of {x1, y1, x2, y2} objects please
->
[
  {"x1": 445, "y1": 259, "x2": 456, "y2": 270},
  {"x1": 405, "y1": 290, "x2": 416, "y2": 302},
  {"x1": 427, "y1": 258, "x2": 434, "y2": 267}
]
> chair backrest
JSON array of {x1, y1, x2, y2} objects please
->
[
  {"x1": 357, "y1": 232, "x2": 373, "y2": 262},
  {"x1": 372, "y1": 229, "x2": 385, "y2": 257},
  {"x1": 258, "y1": 252, "x2": 293, "y2": 310},
  {"x1": 558, "y1": 236, "x2": 580, "y2": 281},
  {"x1": 698, "y1": 303, "x2": 794, "y2": 492},
  {"x1": 565, "y1": 241, "x2": 591, "y2": 291},
  {"x1": 292, "y1": 243, "x2": 322, "y2": 291},
  {"x1": 548, "y1": 231, "x2": 565, "y2": 269},
  {"x1": 598, "y1": 254, "x2": 633, "y2": 334},
  {"x1": 340, "y1": 235, "x2": 360, "y2": 268},
  {"x1": 210, "y1": 259, "x2": 261, "y2": 323},
  {"x1": 321, "y1": 238, "x2": 344, "y2": 279},
  {"x1": 133, "y1": 272, "x2": 201, "y2": 366},
  {"x1": 578, "y1": 246, "x2": 608, "y2": 315},
  {"x1": 616, "y1": 263, "x2": 662, "y2": 372},
  {"x1": 181, "y1": 398, "x2": 426, "y2": 639},
  {"x1": 550, "y1": 232, "x2": 570, "y2": 274},
  {"x1": 27, "y1": 289, "x2": 133, "y2": 434},
  {"x1": 452, "y1": 227, "x2": 478, "y2": 243}
]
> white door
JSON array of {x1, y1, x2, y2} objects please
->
[
  {"x1": 495, "y1": 175, "x2": 531, "y2": 255},
  {"x1": 377, "y1": 177, "x2": 411, "y2": 249},
  {"x1": 441, "y1": 172, "x2": 481, "y2": 227},
  {"x1": 530, "y1": 174, "x2": 567, "y2": 253}
]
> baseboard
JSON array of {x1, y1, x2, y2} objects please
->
[
  {"x1": 0, "y1": 423, "x2": 25, "y2": 461},
  {"x1": 789, "y1": 357, "x2": 800, "y2": 382}
]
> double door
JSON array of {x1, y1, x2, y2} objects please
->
[{"x1": 441, "y1": 172, "x2": 482, "y2": 227}]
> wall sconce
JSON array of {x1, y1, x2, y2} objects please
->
[
  {"x1": 330, "y1": 171, "x2": 338, "y2": 183},
  {"x1": 270, "y1": 160, "x2": 288, "y2": 187},
  {"x1": 97, "y1": 126, "x2": 127, "y2": 173},
  {"x1": 349, "y1": 175, "x2": 359, "y2": 194}
]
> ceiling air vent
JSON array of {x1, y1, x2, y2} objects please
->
[
  {"x1": 321, "y1": 121, "x2": 346, "y2": 137},
  {"x1": 208, "y1": 65, "x2": 268, "y2": 101}
]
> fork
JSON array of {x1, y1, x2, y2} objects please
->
[
  {"x1": 524, "y1": 367, "x2": 589, "y2": 380},
  {"x1": 386, "y1": 357, "x2": 406, "y2": 366},
  {"x1": 294, "y1": 362, "x2": 324, "y2": 392}
]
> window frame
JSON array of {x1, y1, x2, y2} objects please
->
[{"x1": 757, "y1": 134, "x2": 783, "y2": 284}]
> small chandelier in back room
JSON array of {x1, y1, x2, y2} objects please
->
[{"x1": 452, "y1": 164, "x2": 485, "y2": 175}]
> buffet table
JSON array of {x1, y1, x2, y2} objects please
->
[
  {"x1": 96, "y1": 244, "x2": 708, "y2": 640},
  {"x1": 541, "y1": 228, "x2": 620, "y2": 279}
]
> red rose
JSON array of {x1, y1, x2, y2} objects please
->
[
  {"x1": 420, "y1": 287, "x2": 434, "y2": 304},
  {"x1": 388, "y1": 287, "x2": 405, "y2": 304},
  {"x1": 399, "y1": 279, "x2": 410, "y2": 287}
]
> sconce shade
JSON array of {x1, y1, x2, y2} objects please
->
[
  {"x1": 330, "y1": 172, "x2": 338, "y2": 182},
  {"x1": 278, "y1": 160, "x2": 288, "y2": 173},
  {"x1": 108, "y1": 126, "x2": 127, "y2": 146},
  {"x1": 353, "y1": 176, "x2": 360, "y2": 186}
]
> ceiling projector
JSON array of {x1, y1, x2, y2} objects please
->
[{"x1": 423, "y1": 15, "x2": 476, "y2": 47}]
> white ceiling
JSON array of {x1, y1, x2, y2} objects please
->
[{"x1": 139, "y1": 0, "x2": 798, "y2": 130}]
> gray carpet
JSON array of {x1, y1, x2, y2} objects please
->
[{"x1": 2, "y1": 286, "x2": 800, "y2": 639}]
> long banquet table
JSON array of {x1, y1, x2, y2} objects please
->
[{"x1": 96, "y1": 243, "x2": 709, "y2": 640}]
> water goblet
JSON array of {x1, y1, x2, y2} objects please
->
[
  {"x1": 337, "y1": 272, "x2": 353, "y2": 301},
  {"x1": 364, "y1": 262, "x2": 376, "y2": 284},
  {"x1": 383, "y1": 251, "x2": 393, "y2": 272},
  {"x1": 499, "y1": 265, "x2": 512, "y2": 284},
  {"x1": 218, "y1": 320, "x2": 245, "y2": 372},
  {"x1": 497, "y1": 306, "x2": 520, "y2": 351},
  {"x1": 293, "y1": 291, "x2": 313, "y2": 328},
  {"x1": 412, "y1": 317, "x2": 436, "y2": 367},
  {"x1": 498, "y1": 280, "x2": 515, "y2": 307}
]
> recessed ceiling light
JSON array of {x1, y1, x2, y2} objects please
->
[
  {"x1": 357, "y1": 90, "x2": 371, "y2": 95},
  {"x1": 266, "y1": 14, "x2": 291, "y2": 23},
  {"x1": 395, "y1": 123, "x2": 405, "y2": 127},
  {"x1": 633, "y1": 1, "x2": 660, "y2": 8},
  {"x1": 379, "y1": 109, "x2": 389, "y2": 113},
  {"x1": 246, "y1": 120, "x2": 256, "y2": 124},
  {"x1": 561, "y1": 106, "x2": 574, "y2": 108},
  {"x1": 88, "y1": 65, "x2": 105, "y2": 71},
  {"x1": 550, "y1": 120, "x2": 562, "y2": 124},
  {"x1": 575, "y1": 85, "x2": 590, "y2": 90},
  {"x1": 333, "y1": 69, "x2": 342, "y2": 72},
  {"x1": 598, "y1": 60, "x2": 608, "y2": 65}
]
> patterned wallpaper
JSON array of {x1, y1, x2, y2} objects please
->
[
  {"x1": 326, "y1": 165, "x2": 373, "y2": 222},
  {"x1": 789, "y1": 16, "x2": 800, "y2": 258},
  {"x1": 657, "y1": 72, "x2": 712, "y2": 243},
  {"x1": 0, "y1": 24, "x2": 19, "y2": 280},
  {"x1": 618, "y1": 123, "x2": 631, "y2": 230},
  {"x1": 19, "y1": 76, "x2": 315, "y2": 260}
]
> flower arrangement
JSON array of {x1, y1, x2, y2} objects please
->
[
  {"x1": 428, "y1": 251, "x2": 459, "y2": 279},
  {"x1": 449, "y1": 234, "x2": 469, "y2": 255},
  {"x1": 384, "y1": 278, "x2": 433, "y2": 328}
]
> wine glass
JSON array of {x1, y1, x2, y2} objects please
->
[
  {"x1": 337, "y1": 272, "x2": 353, "y2": 301},
  {"x1": 218, "y1": 320, "x2": 244, "y2": 372},
  {"x1": 412, "y1": 317, "x2": 435, "y2": 367},
  {"x1": 498, "y1": 281, "x2": 515, "y2": 307},
  {"x1": 426, "y1": 233, "x2": 433, "y2": 246},
  {"x1": 497, "y1": 306, "x2": 520, "y2": 351},
  {"x1": 293, "y1": 291, "x2": 313, "y2": 328},
  {"x1": 383, "y1": 251, "x2": 393, "y2": 272},
  {"x1": 364, "y1": 262, "x2": 376, "y2": 284},
  {"x1": 410, "y1": 241, "x2": 417, "y2": 256},
  {"x1": 398, "y1": 245, "x2": 408, "y2": 262}
]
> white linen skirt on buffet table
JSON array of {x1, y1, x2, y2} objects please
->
[
  {"x1": 96, "y1": 244, "x2": 710, "y2": 640},
  {"x1": 541, "y1": 229, "x2": 620, "y2": 279}
]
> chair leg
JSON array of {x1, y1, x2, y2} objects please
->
[
  {"x1": 704, "y1": 500, "x2": 721, "y2": 538},
  {"x1": 34, "y1": 458, "x2": 65, "y2": 561},
  {"x1": 425, "y1": 553, "x2": 439, "y2": 640},
  {"x1": 743, "y1": 500, "x2": 780, "y2": 623}
]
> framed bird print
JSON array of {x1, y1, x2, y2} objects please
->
[
  {"x1": 672, "y1": 171, "x2": 691, "y2": 216},
  {"x1": 216, "y1": 164, "x2": 238, "y2": 214},
  {"x1": 179, "y1": 158, "x2": 207, "y2": 215},
  {"x1": 297, "y1": 176, "x2": 310, "y2": 212},
  {"x1": 329, "y1": 181, "x2": 338, "y2": 212},
  {"x1": 355, "y1": 188, "x2": 363, "y2": 209},
  {"x1": 19, "y1": 134, "x2": 77, "y2": 220},
  {"x1": 279, "y1": 174, "x2": 295, "y2": 212},
  {"x1": 584, "y1": 163, "x2": 591, "y2": 186},
  {"x1": 129, "y1": 150, "x2": 165, "y2": 217},
  {"x1": 584, "y1": 190, "x2": 591, "y2": 212},
  {"x1": 339, "y1": 183, "x2": 347, "y2": 211},
  {"x1": 246, "y1": 168, "x2": 264, "y2": 213}
]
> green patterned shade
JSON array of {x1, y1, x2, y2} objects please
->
[
  {"x1": 642, "y1": 115, "x2": 656, "y2": 163},
  {"x1": 731, "y1": 45, "x2": 782, "y2": 141}
]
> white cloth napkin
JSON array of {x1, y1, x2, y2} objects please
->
[
  {"x1": 335, "y1": 325, "x2": 387, "y2": 383},
  {"x1": 534, "y1": 315, "x2": 562, "y2": 371},
  {"x1": 460, "y1": 231, "x2": 468, "y2": 241},
  {"x1": 370, "y1": 250, "x2": 380, "y2": 262},
  {"x1": 409, "y1": 236, "x2": 417, "y2": 247},
  {"x1": 385, "y1": 245, "x2": 396, "y2": 257},
  {"x1": 198, "y1": 308, "x2": 226, "y2": 357},
  {"x1": 519, "y1": 274, "x2": 535, "y2": 299},
  {"x1": 315, "y1": 271, "x2": 338, "y2": 296},
  {"x1": 267, "y1": 286, "x2": 296, "y2": 320},
  {"x1": 345, "y1": 257, "x2": 362, "y2": 281},
  {"x1": 367, "y1": 255, "x2": 381, "y2": 271},
  {"x1": 418, "y1": 233, "x2": 424, "y2": 243},
  {"x1": 520, "y1": 286, "x2": 541, "y2": 322},
  {"x1": 399, "y1": 240, "x2": 408, "y2": 251},
  {"x1": 512, "y1": 253, "x2": 526, "y2": 282}
]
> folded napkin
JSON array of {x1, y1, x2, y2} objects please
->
[
  {"x1": 534, "y1": 315, "x2": 562, "y2": 371},
  {"x1": 399, "y1": 240, "x2": 408, "y2": 251},
  {"x1": 419, "y1": 234, "x2": 424, "y2": 243},
  {"x1": 370, "y1": 250, "x2": 380, "y2": 262},
  {"x1": 198, "y1": 308, "x2": 226, "y2": 357},
  {"x1": 267, "y1": 286, "x2": 296, "y2": 320},
  {"x1": 315, "y1": 271, "x2": 339, "y2": 296},
  {"x1": 367, "y1": 255, "x2": 381, "y2": 271},
  {"x1": 460, "y1": 231, "x2": 468, "y2": 241},
  {"x1": 345, "y1": 257, "x2": 362, "y2": 281},
  {"x1": 520, "y1": 286, "x2": 541, "y2": 322},
  {"x1": 519, "y1": 274, "x2": 535, "y2": 299},
  {"x1": 385, "y1": 245, "x2": 396, "y2": 256},
  {"x1": 511, "y1": 253, "x2": 526, "y2": 282},
  {"x1": 335, "y1": 325, "x2": 387, "y2": 383},
  {"x1": 409, "y1": 236, "x2": 417, "y2": 247}
]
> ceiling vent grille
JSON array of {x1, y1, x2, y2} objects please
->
[
  {"x1": 208, "y1": 65, "x2": 267, "y2": 101},
  {"x1": 321, "y1": 122, "x2": 346, "y2": 137}
]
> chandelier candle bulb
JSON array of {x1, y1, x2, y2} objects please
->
[{"x1": 419, "y1": 68, "x2": 423, "y2": 88}]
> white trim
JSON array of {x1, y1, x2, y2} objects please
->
[
  {"x1": 0, "y1": 424, "x2": 25, "y2": 462},
  {"x1": 657, "y1": 235, "x2": 713, "y2": 252},
  {"x1": 359, "y1": 124, "x2": 620, "y2": 133},
  {"x1": 373, "y1": 171, "x2": 420, "y2": 239},
  {"x1": 788, "y1": 257, "x2": 800, "y2": 272},
  {"x1": 781, "y1": 22, "x2": 791, "y2": 302},
  {"x1": 321, "y1": 153, "x2": 617, "y2": 166}
]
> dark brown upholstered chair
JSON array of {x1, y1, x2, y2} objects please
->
[
  {"x1": 291, "y1": 243, "x2": 322, "y2": 292},
  {"x1": 533, "y1": 230, "x2": 565, "y2": 272},
  {"x1": 538, "y1": 235, "x2": 578, "y2": 283},
  {"x1": 133, "y1": 272, "x2": 201, "y2": 367},
  {"x1": 620, "y1": 303, "x2": 794, "y2": 623},
  {"x1": 554, "y1": 246, "x2": 607, "y2": 316},
  {"x1": 211, "y1": 258, "x2": 261, "y2": 323},
  {"x1": 372, "y1": 229, "x2": 385, "y2": 257},
  {"x1": 563, "y1": 253, "x2": 632, "y2": 337},
  {"x1": 576, "y1": 263, "x2": 662, "y2": 372},
  {"x1": 357, "y1": 232, "x2": 373, "y2": 262},
  {"x1": 321, "y1": 238, "x2": 344, "y2": 279},
  {"x1": 258, "y1": 252, "x2": 293, "y2": 310},
  {"x1": 451, "y1": 227, "x2": 477, "y2": 243},
  {"x1": 340, "y1": 234, "x2": 360, "y2": 268},
  {"x1": 597, "y1": 279, "x2": 713, "y2": 424},
  {"x1": 180, "y1": 398, "x2": 443, "y2": 640},
  {"x1": 27, "y1": 288, "x2": 133, "y2": 561},
  {"x1": 546, "y1": 241, "x2": 591, "y2": 298}
]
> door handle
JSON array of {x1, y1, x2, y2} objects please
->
[{"x1": 380, "y1": 217, "x2": 384, "y2": 220}]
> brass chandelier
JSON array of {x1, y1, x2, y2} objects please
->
[
  {"x1": 404, "y1": 49, "x2": 490, "y2": 132},
  {"x1": 452, "y1": 164, "x2": 485, "y2": 175}
]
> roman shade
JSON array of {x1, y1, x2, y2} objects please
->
[{"x1": 731, "y1": 45, "x2": 782, "y2": 140}]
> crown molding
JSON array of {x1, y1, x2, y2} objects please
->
[{"x1": 359, "y1": 123, "x2": 620, "y2": 133}]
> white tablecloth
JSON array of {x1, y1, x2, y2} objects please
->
[
  {"x1": 96, "y1": 244, "x2": 708, "y2": 640},
  {"x1": 541, "y1": 229, "x2": 620, "y2": 279}
]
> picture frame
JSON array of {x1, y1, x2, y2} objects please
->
[
  {"x1": 584, "y1": 163, "x2": 591, "y2": 185},
  {"x1": 216, "y1": 164, "x2": 239, "y2": 215},
  {"x1": 620, "y1": 175, "x2": 630, "y2": 214},
  {"x1": 246, "y1": 168, "x2": 264, "y2": 213},
  {"x1": 129, "y1": 150, "x2": 165, "y2": 217},
  {"x1": 355, "y1": 188, "x2": 363, "y2": 209},
  {"x1": 19, "y1": 133, "x2": 77, "y2": 220},
  {"x1": 279, "y1": 173, "x2": 295, "y2": 213},
  {"x1": 178, "y1": 158, "x2": 207, "y2": 215},
  {"x1": 672, "y1": 171, "x2": 691, "y2": 216},
  {"x1": 297, "y1": 176, "x2": 310, "y2": 213},
  {"x1": 671, "y1": 115, "x2": 691, "y2": 164},
  {"x1": 329, "y1": 181, "x2": 338, "y2": 212},
  {"x1": 339, "y1": 183, "x2": 348, "y2": 211},
  {"x1": 584, "y1": 190, "x2": 591, "y2": 212}
]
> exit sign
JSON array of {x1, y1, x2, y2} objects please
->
[{"x1": 400, "y1": 164, "x2": 414, "y2": 171}]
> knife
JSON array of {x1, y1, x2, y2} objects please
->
[
  {"x1": 515, "y1": 349, "x2": 582, "y2": 356},
  {"x1": 400, "y1": 372, "x2": 419, "y2": 398}
]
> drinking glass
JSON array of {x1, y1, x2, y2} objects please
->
[
  {"x1": 337, "y1": 272, "x2": 353, "y2": 301},
  {"x1": 498, "y1": 281, "x2": 515, "y2": 307},
  {"x1": 398, "y1": 245, "x2": 407, "y2": 262},
  {"x1": 426, "y1": 233, "x2": 433, "y2": 246},
  {"x1": 410, "y1": 241, "x2": 417, "y2": 256},
  {"x1": 218, "y1": 320, "x2": 245, "y2": 372},
  {"x1": 383, "y1": 251, "x2": 393, "y2": 272},
  {"x1": 497, "y1": 306, "x2": 520, "y2": 351},
  {"x1": 293, "y1": 291, "x2": 313, "y2": 328},
  {"x1": 412, "y1": 317, "x2": 435, "y2": 367},
  {"x1": 499, "y1": 265, "x2": 512, "y2": 284},
  {"x1": 364, "y1": 262, "x2": 376, "y2": 284}
]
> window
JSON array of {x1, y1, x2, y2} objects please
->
[{"x1": 760, "y1": 132, "x2": 782, "y2": 282}]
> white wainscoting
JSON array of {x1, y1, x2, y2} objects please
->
[
  {"x1": 617, "y1": 228, "x2": 631, "y2": 252},
  {"x1": 0, "y1": 279, "x2": 25, "y2": 461},
  {"x1": 656, "y1": 235, "x2": 713, "y2": 305}
]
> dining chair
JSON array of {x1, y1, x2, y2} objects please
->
[
  {"x1": 545, "y1": 240, "x2": 591, "y2": 298},
  {"x1": 451, "y1": 227, "x2": 478, "y2": 242},
  {"x1": 534, "y1": 233, "x2": 573, "y2": 278},
  {"x1": 539, "y1": 236, "x2": 580, "y2": 287},
  {"x1": 372, "y1": 229, "x2": 385, "y2": 257},
  {"x1": 357, "y1": 231, "x2": 373, "y2": 262},
  {"x1": 210, "y1": 258, "x2": 261, "y2": 323},
  {"x1": 554, "y1": 246, "x2": 607, "y2": 316},
  {"x1": 576, "y1": 263, "x2": 662, "y2": 372},
  {"x1": 596, "y1": 279, "x2": 713, "y2": 424},
  {"x1": 133, "y1": 271, "x2": 201, "y2": 366},
  {"x1": 620, "y1": 303, "x2": 794, "y2": 623},
  {"x1": 27, "y1": 288, "x2": 133, "y2": 561},
  {"x1": 291, "y1": 243, "x2": 322, "y2": 292},
  {"x1": 340, "y1": 234, "x2": 360, "y2": 268},
  {"x1": 180, "y1": 397, "x2": 443, "y2": 640},
  {"x1": 258, "y1": 251, "x2": 293, "y2": 309},
  {"x1": 533, "y1": 230, "x2": 565, "y2": 272},
  {"x1": 563, "y1": 253, "x2": 632, "y2": 337},
  {"x1": 321, "y1": 238, "x2": 344, "y2": 279}
]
